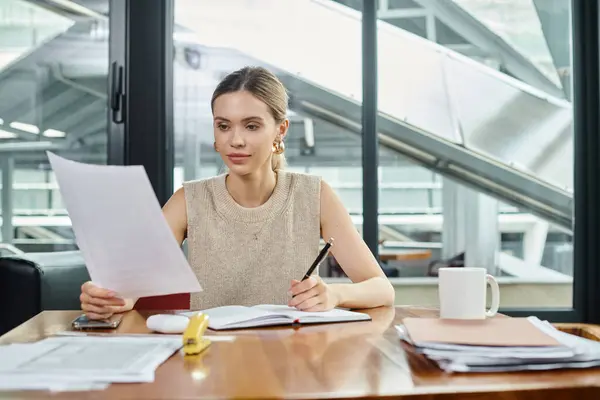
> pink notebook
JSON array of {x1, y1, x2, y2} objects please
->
[{"x1": 402, "y1": 317, "x2": 561, "y2": 347}]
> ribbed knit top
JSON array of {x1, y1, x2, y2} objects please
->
[{"x1": 182, "y1": 171, "x2": 322, "y2": 310}]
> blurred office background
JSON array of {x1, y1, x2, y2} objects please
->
[{"x1": 0, "y1": 0, "x2": 575, "y2": 309}]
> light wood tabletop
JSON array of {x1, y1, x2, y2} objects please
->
[
  {"x1": 1, "y1": 307, "x2": 600, "y2": 399},
  {"x1": 379, "y1": 249, "x2": 432, "y2": 262}
]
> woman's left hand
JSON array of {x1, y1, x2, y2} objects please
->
[{"x1": 288, "y1": 276, "x2": 339, "y2": 312}]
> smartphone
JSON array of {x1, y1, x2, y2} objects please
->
[{"x1": 72, "y1": 314, "x2": 123, "y2": 329}]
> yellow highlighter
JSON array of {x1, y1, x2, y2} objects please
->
[{"x1": 183, "y1": 313, "x2": 211, "y2": 356}]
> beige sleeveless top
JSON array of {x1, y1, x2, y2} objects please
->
[{"x1": 182, "y1": 171, "x2": 322, "y2": 310}]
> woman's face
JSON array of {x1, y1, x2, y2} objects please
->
[{"x1": 213, "y1": 90, "x2": 287, "y2": 176}]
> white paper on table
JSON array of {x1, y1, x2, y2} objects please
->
[
  {"x1": 54, "y1": 331, "x2": 237, "y2": 342},
  {"x1": 0, "y1": 342, "x2": 111, "y2": 392},
  {"x1": 0, "y1": 341, "x2": 63, "y2": 372},
  {"x1": 440, "y1": 359, "x2": 600, "y2": 373},
  {"x1": 47, "y1": 152, "x2": 202, "y2": 299},
  {"x1": 0, "y1": 335, "x2": 182, "y2": 384},
  {"x1": 0, "y1": 342, "x2": 111, "y2": 391},
  {"x1": 0, "y1": 376, "x2": 109, "y2": 392}
]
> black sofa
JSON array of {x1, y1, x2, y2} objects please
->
[{"x1": 0, "y1": 251, "x2": 90, "y2": 336}]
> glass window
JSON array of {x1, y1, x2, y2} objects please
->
[
  {"x1": 388, "y1": 0, "x2": 422, "y2": 9},
  {"x1": 378, "y1": 0, "x2": 573, "y2": 309},
  {"x1": 171, "y1": 0, "x2": 574, "y2": 311},
  {"x1": 173, "y1": 0, "x2": 366, "y2": 217},
  {"x1": 0, "y1": 0, "x2": 108, "y2": 254},
  {"x1": 453, "y1": 0, "x2": 561, "y2": 86},
  {"x1": 386, "y1": 17, "x2": 426, "y2": 37}
]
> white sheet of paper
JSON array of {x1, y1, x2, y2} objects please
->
[
  {"x1": 47, "y1": 152, "x2": 202, "y2": 298},
  {"x1": 0, "y1": 335, "x2": 182, "y2": 384},
  {"x1": 0, "y1": 376, "x2": 109, "y2": 392},
  {"x1": 54, "y1": 331, "x2": 236, "y2": 342}
]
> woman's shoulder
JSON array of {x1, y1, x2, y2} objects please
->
[
  {"x1": 181, "y1": 174, "x2": 225, "y2": 190},
  {"x1": 281, "y1": 170, "x2": 322, "y2": 190},
  {"x1": 281, "y1": 170, "x2": 321, "y2": 182},
  {"x1": 180, "y1": 175, "x2": 226, "y2": 203},
  {"x1": 278, "y1": 171, "x2": 324, "y2": 203}
]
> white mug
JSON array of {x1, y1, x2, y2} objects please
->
[{"x1": 438, "y1": 267, "x2": 500, "y2": 319}]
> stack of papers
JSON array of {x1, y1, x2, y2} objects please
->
[
  {"x1": 0, "y1": 335, "x2": 182, "y2": 392},
  {"x1": 396, "y1": 317, "x2": 600, "y2": 373}
]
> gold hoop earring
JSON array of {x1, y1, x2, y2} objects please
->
[{"x1": 272, "y1": 141, "x2": 285, "y2": 155}]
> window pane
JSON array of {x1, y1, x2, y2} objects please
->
[
  {"x1": 0, "y1": 0, "x2": 108, "y2": 254},
  {"x1": 389, "y1": 0, "x2": 422, "y2": 9},
  {"x1": 173, "y1": 0, "x2": 367, "y2": 216},
  {"x1": 377, "y1": 0, "x2": 574, "y2": 309},
  {"x1": 172, "y1": 0, "x2": 574, "y2": 311}
]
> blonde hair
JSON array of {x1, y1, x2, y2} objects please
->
[{"x1": 211, "y1": 66, "x2": 288, "y2": 171}]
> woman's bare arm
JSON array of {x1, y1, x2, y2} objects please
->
[
  {"x1": 162, "y1": 187, "x2": 189, "y2": 246},
  {"x1": 319, "y1": 181, "x2": 395, "y2": 308}
]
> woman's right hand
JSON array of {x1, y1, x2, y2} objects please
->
[{"x1": 80, "y1": 281, "x2": 133, "y2": 320}]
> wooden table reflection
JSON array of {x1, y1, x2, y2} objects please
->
[{"x1": 1, "y1": 306, "x2": 600, "y2": 399}]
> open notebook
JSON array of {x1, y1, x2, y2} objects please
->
[{"x1": 182, "y1": 305, "x2": 371, "y2": 330}]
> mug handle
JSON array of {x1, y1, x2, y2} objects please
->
[{"x1": 485, "y1": 274, "x2": 500, "y2": 317}]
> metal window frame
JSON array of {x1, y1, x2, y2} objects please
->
[
  {"x1": 108, "y1": 0, "x2": 125, "y2": 167},
  {"x1": 568, "y1": 0, "x2": 599, "y2": 324},
  {"x1": 362, "y1": 0, "x2": 380, "y2": 260},
  {"x1": 486, "y1": 0, "x2": 594, "y2": 322},
  {"x1": 108, "y1": 0, "x2": 174, "y2": 207},
  {"x1": 360, "y1": 0, "x2": 592, "y2": 322},
  {"x1": 106, "y1": 0, "x2": 597, "y2": 322}
]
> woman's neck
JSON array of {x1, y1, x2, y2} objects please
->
[{"x1": 225, "y1": 166, "x2": 277, "y2": 208}]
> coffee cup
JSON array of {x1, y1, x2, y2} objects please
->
[{"x1": 438, "y1": 267, "x2": 500, "y2": 319}]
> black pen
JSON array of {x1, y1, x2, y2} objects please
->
[{"x1": 302, "y1": 237, "x2": 334, "y2": 281}]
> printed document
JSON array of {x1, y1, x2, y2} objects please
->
[
  {"x1": 47, "y1": 152, "x2": 202, "y2": 298},
  {"x1": 0, "y1": 335, "x2": 182, "y2": 390}
]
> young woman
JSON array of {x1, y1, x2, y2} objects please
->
[{"x1": 80, "y1": 66, "x2": 395, "y2": 320}]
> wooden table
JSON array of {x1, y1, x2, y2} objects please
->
[
  {"x1": 379, "y1": 249, "x2": 432, "y2": 262},
  {"x1": 2, "y1": 307, "x2": 600, "y2": 399}
]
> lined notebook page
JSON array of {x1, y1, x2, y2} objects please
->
[{"x1": 253, "y1": 305, "x2": 370, "y2": 321}]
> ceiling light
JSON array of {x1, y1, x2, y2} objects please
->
[
  {"x1": 304, "y1": 118, "x2": 315, "y2": 147},
  {"x1": 10, "y1": 121, "x2": 40, "y2": 134},
  {"x1": 43, "y1": 129, "x2": 66, "y2": 138},
  {"x1": 0, "y1": 129, "x2": 17, "y2": 139}
]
